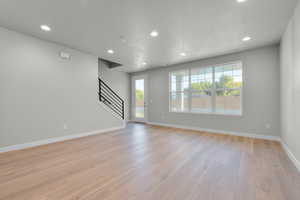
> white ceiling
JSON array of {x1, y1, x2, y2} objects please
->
[{"x1": 0, "y1": 0, "x2": 298, "y2": 72}]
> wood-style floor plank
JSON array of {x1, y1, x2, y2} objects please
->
[{"x1": 0, "y1": 123, "x2": 299, "y2": 200}]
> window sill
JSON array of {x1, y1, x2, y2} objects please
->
[{"x1": 169, "y1": 111, "x2": 243, "y2": 117}]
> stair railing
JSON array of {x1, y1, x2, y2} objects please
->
[{"x1": 98, "y1": 78, "x2": 124, "y2": 119}]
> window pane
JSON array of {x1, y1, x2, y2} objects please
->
[
  {"x1": 169, "y1": 61, "x2": 243, "y2": 115},
  {"x1": 216, "y1": 89, "x2": 241, "y2": 115},
  {"x1": 215, "y1": 63, "x2": 242, "y2": 90},
  {"x1": 191, "y1": 91, "x2": 212, "y2": 113},
  {"x1": 191, "y1": 67, "x2": 213, "y2": 92},
  {"x1": 135, "y1": 79, "x2": 144, "y2": 118},
  {"x1": 171, "y1": 70, "x2": 189, "y2": 92},
  {"x1": 170, "y1": 92, "x2": 189, "y2": 112}
]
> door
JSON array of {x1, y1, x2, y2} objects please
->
[{"x1": 132, "y1": 75, "x2": 148, "y2": 122}]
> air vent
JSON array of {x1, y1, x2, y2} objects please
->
[{"x1": 99, "y1": 58, "x2": 122, "y2": 69}]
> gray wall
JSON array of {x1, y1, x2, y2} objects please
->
[
  {"x1": 132, "y1": 45, "x2": 280, "y2": 137},
  {"x1": 0, "y1": 27, "x2": 129, "y2": 148},
  {"x1": 280, "y1": 1, "x2": 300, "y2": 162}
]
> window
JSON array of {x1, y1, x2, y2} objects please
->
[
  {"x1": 169, "y1": 61, "x2": 243, "y2": 115},
  {"x1": 170, "y1": 69, "x2": 189, "y2": 112},
  {"x1": 190, "y1": 67, "x2": 213, "y2": 113}
]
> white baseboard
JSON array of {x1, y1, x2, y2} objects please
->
[
  {"x1": 0, "y1": 125, "x2": 126, "y2": 153},
  {"x1": 280, "y1": 141, "x2": 300, "y2": 172},
  {"x1": 147, "y1": 121, "x2": 280, "y2": 141},
  {"x1": 147, "y1": 122, "x2": 300, "y2": 173},
  {"x1": 1, "y1": 120, "x2": 299, "y2": 173}
]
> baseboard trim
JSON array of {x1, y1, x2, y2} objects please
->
[
  {"x1": 147, "y1": 122, "x2": 280, "y2": 141},
  {"x1": 147, "y1": 122, "x2": 300, "y2": 172},
  {"x1": 280, "y1": 141, "x2": 300, "y2": 172},
  {"x1": 0, "y1": 125, "x2": 126, "y2": 153},
  {"x1": 1, "y1": 121, "x2": 299, "y2": 173}
]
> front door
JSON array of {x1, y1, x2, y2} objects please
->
[{"x1": 132, "y1": 75, "x2": 148, "y2": 122}]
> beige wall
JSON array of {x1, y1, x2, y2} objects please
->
[
  {"x1": 0, "y1": 27, "x2": 129, "y2": 148},
  {"x1": 131, "y1": 45, "x2": 280, "y2": 137},
  {"x1": 280, "y1": 1, "x2": 300, "y2": 163}
]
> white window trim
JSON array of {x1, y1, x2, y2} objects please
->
[{"x1": 169, "y1": 61, "x2": 244, "y2": 116}]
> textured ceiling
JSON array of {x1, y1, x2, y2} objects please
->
[{"x1": 0, "y1": 0, "x2": 298, "y2": 72}]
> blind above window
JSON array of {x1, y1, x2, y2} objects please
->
[{"x1": 169, "y1": 61, "x2": 243, "y2": 115}]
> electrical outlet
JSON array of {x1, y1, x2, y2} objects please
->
[{"x1": 265, "y1": 123, "x2": 271, "y2": 129}]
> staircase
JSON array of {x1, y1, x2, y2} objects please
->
[{"x1": 98, "y1": 78, "x2": 124, "y2": 120}]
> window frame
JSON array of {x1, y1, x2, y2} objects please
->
[{"x1": 169, "y1": 61, "x2": 243, "y2": 116}]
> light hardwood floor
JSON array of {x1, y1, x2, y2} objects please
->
[{"x1": 0, "y1": 123, "x2": 300, "y2": 200}]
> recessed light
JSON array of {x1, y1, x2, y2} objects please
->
[
  {"x1": 40, "y1": 25, "x2": 51, "y2": 32},
  {"x1": 237, "y1": 0, "x2": 247, "y2": 3},
  {"x1": 142, "y1": 62, "x2": 147, "y2": 65},
  {"x1": 107, "y1": 49, "x2": 114, "y2": 54},
  {"x1": 150, "y1": 30, "x2": 159, "y2": 37},
  {"x1": 242, "y1": 36, "x2": 251, "y2": 42},
  {"x1": 180, "y1": 52, "x2": 187, "y2": 57}
]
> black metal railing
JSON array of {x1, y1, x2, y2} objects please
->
[{"x1": 98, "y1": 78, "x2": 124, "y2": 119}]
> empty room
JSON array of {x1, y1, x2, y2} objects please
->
[{"x1": 0, "y1": 0, "x2": 300, "y2": 199}]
